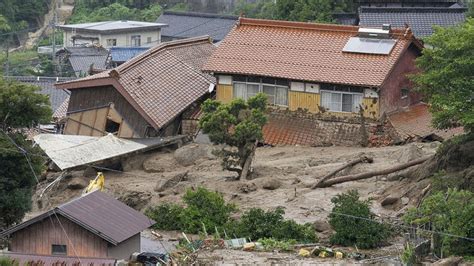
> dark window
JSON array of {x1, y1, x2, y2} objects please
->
[
  {"x1": 262, "y1": 77, "x2": 276, "y2": 84},
  {"x1": 401, "y1": 88, "x2": 409, "y2": 99},
  {"x1": 52, "y1": 244, "x2": 67, "y2": 255},
  {"x1": 131, "y1": 35, "x2": 141, "y2": 47},
  {"x1": 233, "y1": 75, "x2": 246, "y2": 82},
  {"x1": 247, "y1": 76, "x2": 260, "y2": 83},
  {"x1": 105, "y1": 119, "x2": 120, "y2": 134}
]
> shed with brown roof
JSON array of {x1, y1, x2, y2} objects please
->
[
  {"x1": 0, "y1": 191, "x2": 155, "y2": 260},
  {"x1": 56, "y1": 36, "x2": 216, "y2": 138}
]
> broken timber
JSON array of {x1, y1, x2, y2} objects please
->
[
  {"x1": 313, "y1": 156, "x2": 431, "y2": 188},
  {"x1": 312, "y1": 155, "x2": 373, "y2": 189}
]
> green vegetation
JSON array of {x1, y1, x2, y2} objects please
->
[
  {"x1": 258, "y1": 238, "x2": 297, "y2": 251},
  {"x1": 69, "y1": 1, "x2": 163, "y2": 23},
  {"x1": 233, "y1": 0, "x2": 356, "y2": 23},
  {"x1": 400, "y1": 243, "x2": 416, "y2": 266},
  {"x1": 329, "y1": 190, "x2": 391, "y2": 249},
  {"x1": 0, "y1": 50, "x2": 39, "y2": 76},
  {"x1": 411, "y1": 19, "x2": 474, "y2": 133},
  {"x1": 146, "y1": 187, "x2": 316, "y2": 243},
  {"x1": 0, "y1": 77, "x2": 50, "y2": 230},
  {"x1": 0, "y1": 257, "x2": 18, "y2": 266},
  {"x1": 200, "y1": 93, "x2": 267, "y2": 179},
  {"x1": 227, "y1": 207, "x2": 317, "y2": 243},
  {"x1": 146, "y1": 187, "x2": 237, "y2": 234},
  {"x1": 403, "y1": 189, "x2": 474, "y2": 257}
]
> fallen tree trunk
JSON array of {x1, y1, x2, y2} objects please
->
[
  {"x1": 312, "y1": 155, "x2": 373, "y2": 189},
  {"x1": 313, "y1": 156, "x2": 431, "y2": 188}
]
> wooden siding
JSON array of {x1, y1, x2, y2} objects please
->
[
  {"x1": 11, "y1": 215, "x2": 108, "y2": 258},
  {"x1": 289, "y1": 91, "x2": 320, "y2": 113},
  {"x1": 68, "y1": 86, "x2": 151, "y2": 137},
  {"x1": 216, "y1": 84, "x2": 233, "y2": 103},
  {"x1": 64, "y1": 105, "x2": 137, "y2": 138}
]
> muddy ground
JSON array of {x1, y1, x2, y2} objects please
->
[{"x1": 30, "y1": 141, "x2": 439, "y2": 264}]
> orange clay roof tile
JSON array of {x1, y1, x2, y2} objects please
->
[{"x1": 203, "y1": 18, "x2": 421, "y2": 87}]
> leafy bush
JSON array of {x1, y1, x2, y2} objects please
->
[
  {"x1": 329, "y1": 190, "x2": 391, "y2": 249},
  {"x1": 145, "y1": 203, "x2": 183, "y2": 231},
  {"x1": 146, "y1": 187, "x2": 236, "y2": 234},
  {"x1": 0, "y1": 257, "x2": 18, "y2": 266},
  {"x1": 228, "y1": 207, "x2": 317, "y2": 243},
  {"x1": 180, "y1": 187, "x2": 237, "y2": 233},
  {"x1": 403, "y1": 189, "x2": 474, "y2": 257},
  {"x1": 400, "y1": 243, "x2": 416, "y2": 266},
  {"x1": 258, "y1": 238, "x2": 296, "y2": 251}
]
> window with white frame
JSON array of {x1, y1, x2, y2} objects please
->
[
  {"x1": 131, "y1": 35, "x2": 141, "y2": 47},
  {"x1": 106, "y1": 39, "x2": 117, "y2": 46},
  {"x1": 233, "y1": 76, "x2": 289, "y2": 106},
  {"x1": 321, "y1": 86, "x2": 364, "y2": 113}
]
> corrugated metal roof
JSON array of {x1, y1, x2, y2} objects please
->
[
  {"x1": 157, "y1": 11, "x2": 238, "y2": 41},
  {"x1": 359, "y1": 7, "x2": 466, "y2": 37},
  {"x1": 0, "y1": 191, "x2": 155, "y2": 245},
  {"x1": 109, "y1": 47, "x2": 149, "y2": 63},
  {"x1": 58, "y1": 20, "x2": 166, "y2": 32},
  {"x1": 33, "y1": 134, "x2": 186, "y2": 170},
  {"x1": 64, "y1": 47, "x2": 110, "y2": 77}
]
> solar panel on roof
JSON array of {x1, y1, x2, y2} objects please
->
[{"x1": 343, "y1": 37, "x2": 397, "y2": 55}]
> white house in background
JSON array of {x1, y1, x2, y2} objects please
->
[{"x1": 58, "y1": 20, "x2": 167, "y2": 48}]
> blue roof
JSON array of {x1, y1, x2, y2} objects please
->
[{"x1": 110, "y1": 47, "x2": 149, "y2": 63}]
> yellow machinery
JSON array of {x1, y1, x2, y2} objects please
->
[{"x1": 83, "y1": 172, "x2": 105, "y2": 195}]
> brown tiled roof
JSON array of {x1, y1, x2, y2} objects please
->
[
  {"x1": 57, "y1": 36, "x2": 216, "y2": 129},
  {"x1": 388, "y1": 103, "x2": 463, "y2": 140},
  {"x1": 52, "y1": 96, "x2": 69, "y2": 119},
  {"x1": 203, "y1": 18, "x2": 422, "y2": 87},
  {"x1": 0, "y1": 191, "x2": 155, "y2": 245}
]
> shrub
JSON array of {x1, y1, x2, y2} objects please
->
[
  {"x1": 180, "y1": 187, "x2": 237, "y2": 233},
  {"x1": 329, "y1": 190, "x2": 390, "y2": 249},
  {"x1": 0, "y1": 257, "x2": 18, "y2": 266},
  {"x1": 258, "y1": 238, "x2": 297, "y2": 251},
  {"x1": 228, "y1": 207, "x2": 317, "y2": 243},
  {"x1": 145, "y1": 187, "x2": 236, "y2": 234},
  {"x1": 403, "y1": 189, "x2": 474, "y2": 257},
  {"x1": 145, "y1": 203, "x2": 184, "y2": 231}
]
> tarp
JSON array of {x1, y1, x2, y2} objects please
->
[{"x1": 34, "y1": 134, "x2": 184, "y2": 170}]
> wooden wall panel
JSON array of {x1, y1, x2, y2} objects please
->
[
  {"x1": 288, "y1": 91, "x2": 320, "y2": 113},
  {"x1": 11, "y1": 215, "x2": 108, "y2": 258},
  {"x1": 68, "y1": 86, "x2": 151, "y2": 137},
  {"x1": 216, "y1": 84, "x2": 233, "y2": 103}
]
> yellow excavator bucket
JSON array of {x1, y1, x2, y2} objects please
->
[{"x1": 83, "y1": 172, "x2": 105, "y2": 195}]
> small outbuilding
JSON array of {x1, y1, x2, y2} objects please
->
[{"x1": 0, "y1": 191, "x2": 155, "y2": 260}]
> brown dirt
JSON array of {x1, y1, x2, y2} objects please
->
[{"x1": 30, "y1": 141, "x2": 439, "y2": 263}]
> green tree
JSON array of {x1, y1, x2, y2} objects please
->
[
  {"x1": 411, "y1": 19, "x2": 474, "y2": 132},
  {"x1": 329, "y1": 190, "x2": 391, "y2": 249},
  {"x1": 0, "y1": 77, "x2": 51, "y2": 230},
  {"x1": 0, "y1": 15, "x2": 11, "y2": 32},
  {"x1": 404, "y1": 189, "x2": 474, "y2": 257},
  {"x1": 199, "y1": 93, "x2": 267, "y2": 180}
]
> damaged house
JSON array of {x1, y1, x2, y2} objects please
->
[
  {"x1": 203, "y1": 18, "x2": 424, "y2": 146},
  {"x1": 56, "y1": 36, "x2": 216, "y2": 138}
]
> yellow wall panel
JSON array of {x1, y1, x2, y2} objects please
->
[
  {"x1": 288, "y1": 91, "x2": 321, "y2": 113},
  {"x1": 216, "y1": 84, "x2": 233, "y2": 103},
  {"x1": 362, "y1": 98, "x2": 379, "y2": 119}
]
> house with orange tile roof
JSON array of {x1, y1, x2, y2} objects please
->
[
  {"x1": 55, "y1": 36, "x2": 216, "y2": 138},
  {"x1": 203, "y1": 18, "x2": 425, "y2": 146}
]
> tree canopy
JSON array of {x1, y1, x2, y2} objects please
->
[
  {"x1": 0, "y1": 77, "x2": 50, "y2": 230},
  {"x1": 411, "y1": 19, "x2": 474, "y2": 132},
  {"x1": 199, "y1": 93, "x2": 267, "y2": 179}
]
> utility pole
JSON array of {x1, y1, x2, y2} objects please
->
[{"x1": 52, "y1": 0, "x2": 58, "y2": 76}]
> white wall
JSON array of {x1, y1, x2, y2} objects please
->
[{"x1": 63, "y1": 29, "x2": 161, "y2": 48}]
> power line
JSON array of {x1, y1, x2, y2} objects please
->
[{"x1": 2, "y1": 136, "x2": 473, "y2": 243}]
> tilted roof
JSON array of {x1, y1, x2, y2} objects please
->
[
  {"x1": 6, "y1": 76, "x2": 74, "y2": 112},
  {"x1": 359, "y1": 7, "x2": 467, "y2": 37},
  {"x1": 109, "y1": 47, "x2": 148, "y2": 63},
  {"x1": 157, "y1": 11, "x2": 238, "y2": 41},
  {"x1": 0, "y1": 191, "x2": 155, "y2": 245},
  {"x1": 56, "y1": 36, "x2": 216, "y2": 129},
  {"x1": 203, "y1": 18, "x2": 422, "y2": 87},
  {"x1": 58, "y1": 20, "x2": 167, "y2": 34},
  {"x1": 64, "y1": 47, "x2": 110, "y2": 77}
]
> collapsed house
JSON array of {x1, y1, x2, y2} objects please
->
[
  {"x1": 203, "y1": 18, "x2": 425, "y2": 145},
  {"x1": 0, "y1": 191, "x2": 155, "y2": 261},
  {"x1": 55, "y1": 36, "x2": 216, "y2": 138}
]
